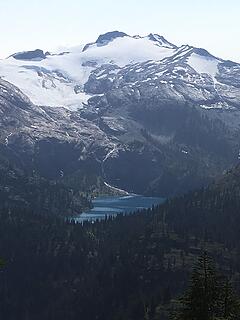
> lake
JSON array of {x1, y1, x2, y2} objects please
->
[{"x1": 75, "y1": 195, "x2": 165, "y2": 223}]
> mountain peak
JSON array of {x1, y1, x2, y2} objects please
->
[
  {"x1": 83, "y1": 31, "x2": 129, "y2": 52},
  {"x1": 147, "y1": 33, "x2": 177, "y2": 49},
  {"x1": 96, "y1": 31, "x2": 128, "y2": 44},
  {"x1": 10, "y1": 49, "x2": 49, "y2": 61},
  {"x1": 192, "y1": 47, "x2": 219, "y2": 60}
]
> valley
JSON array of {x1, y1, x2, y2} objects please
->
[{"x1": 1, "y1": 29, "x2": 240, "y2": 320}]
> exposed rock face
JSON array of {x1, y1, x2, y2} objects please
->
[
  {"x1": 96, "y1": 31, "x2": 128, "y2": 44},
  {"x1": 10, "y1": 49, "x2": 48, "y2": 61},
  {"x1": 0, "y1": 79, "x2": 115, "y2": 213},
  {"x1": 83, "y1": 31, "x2": 129, "y2": 52}
]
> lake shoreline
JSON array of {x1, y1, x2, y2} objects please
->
[{"x1": 74, "y1": 195, "x2": 165, "y2": 223}]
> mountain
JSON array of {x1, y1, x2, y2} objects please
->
[
  {"x1": 153, "y1": 161, "x2": 240, "y2": 250},
  {"x1": 0, "y1": 32, "x2": 179, "y2": 109},
  {"x1": 1, "y1": 31, "x2": 239, "y2": 110},
  {"x1": 0, "y1": 78, "x2": 119, "y2": 214},
  {"x1": 2, "y1": 31, "x2": 240, "y2": 320},
  {"x1": 10, "y1": 49, "x2": 49, "y2": 61},
  {"x1": 1, "y1": 31, "x2": 240, "y2": 196}
]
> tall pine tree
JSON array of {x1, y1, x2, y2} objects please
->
[
  {"x1": 220, "y1": 278, "x2": 240, "y2": 320},
  {"x1": 172, "y1": 252, "x2": 240, "y2": 320}
]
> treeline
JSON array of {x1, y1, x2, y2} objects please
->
[
  {"x1": 0, "y1": 145, "x2": 92, "y2": 215},
  {"x1": 152, "y1": 164, "x2": 240, "y2": 250}
]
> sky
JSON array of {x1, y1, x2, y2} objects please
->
[{"x1": 0, "y1": 0, "x2": 239, "y2": 62}]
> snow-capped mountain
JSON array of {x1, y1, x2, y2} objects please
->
[
  {"x1": 0, "y1": 31, "x2": 179, "y2": 109},
  {"x1": 1, "y1": 31, "x2": 240, "y2": 196},
  {"x1": 2, "y1": 31, "x2": 238, "y2": 111},
  {"x1": 84, "y1": 44, "x2": 240, "y2": 110}
]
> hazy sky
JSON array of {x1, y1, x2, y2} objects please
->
[{"x1": 0, "y1": 0, "x2": 239, "y2": 61}]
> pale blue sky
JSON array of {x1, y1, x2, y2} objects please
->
[{"x1": 0, "y1": 0, "x2": 239, "y2": 61}]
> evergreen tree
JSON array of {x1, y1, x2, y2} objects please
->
[
  {"x1": 173, "y1": 252, "x2": 221, "y2": 320},
  {"x1": 0, "y1": 259, "x2": 4, "y2": 268},
  {"x1": 220, "y1": 279, "x2": 240, "y2": 320},
  {"x1": 172, "y1": 252, "x2": 240, "y2": 320}
]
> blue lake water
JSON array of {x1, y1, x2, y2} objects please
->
[{"x1": 75, "y1": 195, "x2": 165, "y2": 222}]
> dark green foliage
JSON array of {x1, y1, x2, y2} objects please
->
[
  {"x1": 0, "y1": 258, "x2": 5, "y2": 268},
  {"x1": 156, "y1": 164, "x2": 240, "y2": 250},
  {"x1": 178, "y1": 252, "x2": 220, "y2": 320},
  {"x1": 220, "y1": 279, "x2": 240, "y2": 320},
  {"x1": 0, "y1": 146, "x2": 92, "y2": 216},
  {"x1": 0, "y1": 201, "x2": 239, "y2": 320},
  {"x1": 172, "y1": 252, "x2": 240, "y2": 320},
  {"x1": 2, "y1": 162, "x2": 240, "y2": 319},
  {"x1": 0, "y1": 206, "x2": 190, "y2": 320}
]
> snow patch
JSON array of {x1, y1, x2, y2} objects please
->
[
  {"x1": 104, "y1": 182, "x2": 129, "y2": 195},
  {"x1": 5, "y1": 132, "x2": 12, "y2": 146},
  {"x1": 188, "y1": 53, "x2": 220, "y2": 78}
]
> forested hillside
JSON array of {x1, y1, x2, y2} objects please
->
[{"x1": 1, "y1": 164, "x2": 240, "y2": 319}]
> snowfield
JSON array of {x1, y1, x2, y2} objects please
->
[{"x1": 0, "y1": 31, "x2": 238, "y2": 110}]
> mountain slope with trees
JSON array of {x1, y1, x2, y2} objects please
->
[{"x1": 1, "y1": 164, "x2": 240, "y2": 319}]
